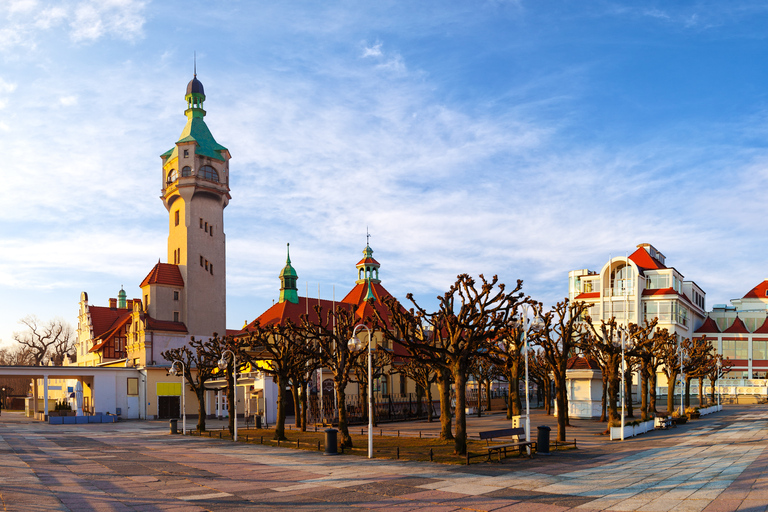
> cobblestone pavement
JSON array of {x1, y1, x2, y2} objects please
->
[{"x1": 1, "y1": 407, "x2": 767, "y2": 511}]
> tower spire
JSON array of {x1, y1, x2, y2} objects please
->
[
  {"x1": 194, "y1": 51, "x2": 197, "y2": 77},
  {"x1": 279, "y1": 243, "x2": 299, "y2": 304}
]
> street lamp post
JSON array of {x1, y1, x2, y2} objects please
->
[
  {"x1": 517, "y1": 304, "x2": 545, "y2": 453},
  {"x1": 717, "y1": 359, "x2": 722, "y2": 410},
  {"x1": 348, "y1": 324, "x2": 373, "y2": 458},
  {"x1": 218, "y1": 349, "x2": 238, "y2": 442},
  {"x1": 170, "y1": 361, "x2": 185, "y2": 435}
]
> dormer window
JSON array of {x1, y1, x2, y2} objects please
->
[{"x1": 199, "y1": 165, "x2": 219, "y2": 182}]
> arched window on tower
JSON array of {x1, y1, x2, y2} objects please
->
[
  {"x1": 181, "y1": 166, "x2": 191, "y2": 177},
  {"x1": 199, "y1": 165, "x2": 219, "y2": 182},
  {"x1": 166, "y1": 169, "x2": 178, "y2": 184},
  {"x1": 611, "y1": 263, "x2": 633, "y2": 296}
]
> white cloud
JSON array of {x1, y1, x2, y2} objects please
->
[
  {"x1": 0, "y1": 0, "x2": 146, "y2": 53},
  {"x1": 59, "y1": 95, "x2": 78, "y2": 106},
  {"x1": 362, "y1": 41, "x2": 383, "y2": 58}
]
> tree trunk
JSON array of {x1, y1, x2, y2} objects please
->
[
  {"x1": 698, "y1": 376, "x2": 704, "y2": 407},
  {"x1": 640, "y1": 365, "x2": 649, "y2": 421},
  {"x1": 710, "y1": 376, "x2": 717, "y2": 405},
  {"x1": 453, "y1": 368, "x2": 468, "y2": 456},
  {"x1": 607, "y1": 363, "x2": 620, "y2": 426},
  {"x1": 667, "y1": 370, "x2": 678, "y2": 415},
  {"x1": 300, "y1": 384, "x2": 308, "y2": 432},
  {"x1": 426, "y1": 384, "x2": 434, "y2": 423},
  {"x1": 600, "y1": 374, "x2": 608, "y2": 422},
  {"x1": 544, "y1": 380, "x2": 552, "y2": 415},
  {"x1": 437, "y1": 369, "x2": 453, "y2": 440},
  {"x1": 291, "y1": 384, "x2": 301, "y2": 427},
  {"x1": 625, "y1": 368, "x2": 634, "y2": 418},
  {"x1": 274, "y1": 373, "x2": 288, "y2": 440},
  {"x1": 507, "y1": 361, "x2": 522, "y2": 418},
  {"x1": 554, "y1": 373, "x2": 567, "y2": 442},
  {"x1": 485, "y1": 380, "x2": 492, "y2": 412},
  {"x1": 336, "y1": 383, "x2": 352, "y2": 447},
  {"x1": 649, "y1": 369, "x2": 658, "y2": 414},
  {"x1": 228, "y1": 375, "x2": 236, "y2": 436},
  {"x1": 684, "y1": 376, "x2": 692, "y2": 410},
  {"x1": 196, "y1": 387, "x2": 207, "y2": 432}
]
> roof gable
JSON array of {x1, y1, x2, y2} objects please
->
[
  {"x1": 141, "y1": 263, "x2": 184, "y2": 288},
  {"x1": 629, "y1": 247, "x2": 666, "y2": 271},
  {"x1": 743, "y1": 279, "x2": 768, "y2": 299},
  {"x1": 695, "y1": 316, "x2": 720, "y2": 334},
  {"x1": 88, "y1": 306, "x2": 132, "y2": 339},
  {"x1": 724, "y1": 316, "x2": 749, "y2": 334}
]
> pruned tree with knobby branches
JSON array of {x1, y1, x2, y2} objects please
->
[
  {"x1": 378, "y1": 274, "x2": 524, "y2": 456},
  {"x1": 299, "y1": 304, "x2": 370, "y2": 447},
  {"x1": 535, "y1": 299, "x2": 590, "y2": 442},
  {"x1": 161, "y1": 335, "x2": 221, "y2": 432}
]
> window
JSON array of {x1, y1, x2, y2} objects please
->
[
  {"x1": 199, "y1": 218, "x2": 203, "y2": 228},
  {"x1": 128, "y1": 378, "x2": 139, "y2": 395},
  {"x1": 209, "y1": 263, "x2": 213, "y2": 275},
  {"x1": 205, "y1": 259, "x2": 209, "y2": 271},
  {"x1": 173, "y1": 291, "x2": 179, "y2": 301},
  {"x1": 174, "y1": 210, "x2": 179, "y2": 226},
  {"x1": 166, "y1": 169, "x2": 178, "y2": 184},
  {"x1": 199, "y1": 165, "x2": 219, "y2": 182},
  {"x1": 754, "y1": 340, "x2": 768, "y2": 360},
  {"x1": 722, "y1": 340, "x2": 748, "y2": 359},
  {"x1": 582, "y1": 280, "x2": 593, "y2": 293},
  {"x1": 200, "y1": 255, "x2": 204, "y2": 267},
  {"x1": 181, "y1": 165, "x2": 191, "y2": 176},
  {"x1": 647, "y1": 274, "x2": 669, "y2": 290},
  {"x1": 173, "y1": 311, "x2": 180, "y2": 322},
  {"x1": 183, "y1": 149, "x2": 189, "y2": 158},
  {"x1": 610, "y1": 264, "x2": 633, "y2": 296},
  {"x1": 205, "y1": 221, "x2": 208, "y2": 233},
  {"x1": 210, "y1": 225, "x2": 213, "y2": 236},
  {"x1": 144, "y1": 294, "x2": 149, "y2": 306}
]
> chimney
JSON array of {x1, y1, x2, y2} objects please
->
[
  {"x1": 109, "y1": 298, "x2": 117, "y2": 309},
  {"x1": 126, "y1": 299, "x2": 134, "y2": 310}
]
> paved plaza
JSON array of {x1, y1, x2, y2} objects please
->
[{"x1": 2, "y1": 406, "x2": 768, "y2": 511}]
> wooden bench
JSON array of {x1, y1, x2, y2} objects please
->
[
  {"x1": 654, "y1": 415, "x2": 673, "y2": 429},
  {"x1": 479, "y1": 427, "x2": 534, "y2": 461}
]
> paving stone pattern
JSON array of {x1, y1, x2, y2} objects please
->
[{"x1": 1, "y1": 408, "x2": 768, "y2": 511}]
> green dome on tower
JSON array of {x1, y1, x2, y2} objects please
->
[{"x1": 279, "y1": 243, "x2": 299, "y2": 304}]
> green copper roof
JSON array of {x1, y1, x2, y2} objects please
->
[
  {"x1": 279, "y1": 243, "x2": 299, "y2": 304},
  {"x1": 162, "y1": 111, "x2": 228, "y2": 161},
  {"x1": 161, "y1": 76, "x2": 228, "y2": 161}
]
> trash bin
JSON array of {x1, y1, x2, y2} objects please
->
[
  {"x1": 169, "y1": 419, "x2": 178, "y2": 435},
  {"x1": 324, "y1": 428, "x2": 338, "y2": 456},
  {"x1": 255, "y1": 414, "x2": 262, "y2": 429},
  {"x1": 537, "y1": 425, "x2": 551, "y2": 454}
]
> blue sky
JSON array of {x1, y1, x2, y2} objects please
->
[{"x1": 2, "y1": 1, "x2": 768, "y2": 346}]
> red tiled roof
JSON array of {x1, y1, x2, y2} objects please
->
[
  {"x1": 567, "y1": 356, "x2": 600, "y2": 370},
  {"x1": 629, "y1": 247, "x2": 666, "y2": 271},
  {"x1": 743, "y1": 279, "x2": 768, "y2": 299},
  {"x1": 140, "y1": 263, "x2": 184, "y2": 288},
  {"x1": 246, "y1": 297, "x2": 354, "y2": 329},
  {"x1": 642, "y1": 287, "x2": 677, "y2": 296},
  {"x1": 695, "y1": 316, "x2": 721, "y2": 334},
  {"x1": 90, "y1": 313, "x2": 132, "y2": 352},
  {"x1": 754, "y1": 318, "x2": 768, "y2": 334},
  {"x1": 356, "y1": 257, "x2": 380, "y2": 266},
  {"x1": 724, "y1": 316, "x2": 749, "y2": 334},
  {"x1": 575, "y1": 292, "x2": 600, "y2": 300},
  {"x1": 145, "y1": 317, "x2": 188, "y2": 333},
  {"x1": 225, "y1": 329, "x2": 241, "y2": 337},
  {"x1": 88, "y1": 306, "x2": 132, "y2": 339}
]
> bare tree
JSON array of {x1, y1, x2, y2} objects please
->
[
  {"x1": 13, "y1": 316, "x2": 75, "y2": 366},
  {"x1": 161, "y1": 335, "x2": 220, "y2": 432},
  {"x1": 299, "y1": 304, "x2": 369, "y2": 447},
  {"x1": 0, "y1": 344, "x2": 35, "y2": 365},
  {"x1": 393, "y1": 357, "x2": 437, "y2": 422},
  {"x1": 381, "y1": 274, "x2": 523, "y2": 456},
  {"x1": 536, "y1": 299, "x2": 590, "y2": 442}
]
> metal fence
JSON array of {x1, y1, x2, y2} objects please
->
[{"x1": 307, "y1": 393, "x2": 438, "y2": 425}]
